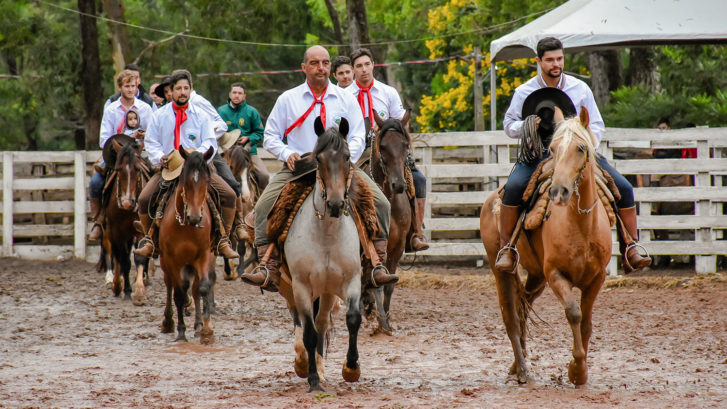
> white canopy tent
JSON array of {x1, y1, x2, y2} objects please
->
[{"x1": 488, "y1": 0, "x2": 727, "y2": 129}]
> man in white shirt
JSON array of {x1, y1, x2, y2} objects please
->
[
  {"x1": 239, "y1": 45, "x2": 398, "y2": 292},
  {"x1": 89, "y1": 70, "x2": 154, "y2": 241},
  {"x1": 134, "y1": 71, "x2": 239, "y2": 259},
  {"x1": 497, "y1": 37, "x2": 650, "y2": 274},
  {"x1": 348, "y1": 48, "x2": 429, "y2": 252},
  {"x1": 332, "y1": 56, "x2": 354, "y2": 89}
]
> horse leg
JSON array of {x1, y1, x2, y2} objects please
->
[
  {"x1": 174, "y1": 282, "x2": 189, "y2": 342},
  {"x1": 371, "y1": 287, "x2": 391, "y2": 335},
  {"x1": 382, "y1": 282, "x2": 396, "y2": 328},
  {"x1": 313, "y1": 294, "x2": 337, "y2": 383},
  {"x1": 494, "y1": 271, "x2": 529, "y2": 383},
  {"x1": 132, "y1": 253, "x2": 149, "y2": 306},
  {"x1": 546, "y1": 269, "x2": 587, "y2": 385},
  {"x1": 342, "y1": 288, "x2": 362, "y2": 383},
  {"x1": 161, "y1": 275, "x2": 174, "y2": 333},
  {"x1": 184, "y1": 265, "x2": 203, "y2": 336},
  {"x1": 207, "y1": 257, "x2": 217, "y2": 315},
  {"x1": 104, "y1": 243, "x2": 114, "y2": 287},
  {"x1": 199, "y1": 256, "x2": 215, "y2": 345},
  {"x1": 120, "y1": 242, "x2": 133, "y2": 300},
  {"x1": 111, "y1": 244, "x2": 124, "y2": 297},
  {"x1": 293, "y1": 284, "x2": 322, "y2": 392},
  {"x1": 576, "y1": 273, "x2": 606, "y2": 386}
]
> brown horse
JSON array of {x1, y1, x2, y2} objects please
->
[
  {"x1": 96, "y1": 135, "x2": 151, "y2": 302},
  {"x1": 364, "y1": 112, "x2": 413, "y2": 333},
  {"x1": 480, "y1": 109, "x2": 611, "y2": 385},
  {"x1": 158, "y1": 147, "x2": 216, "y2": 344}
]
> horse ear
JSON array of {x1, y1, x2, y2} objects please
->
[
  {"x1": 112, "y1": 138, "x2": 123, "y2": 152},
  {"x1": 373, "y1": 110, "x2": 384, "y2": 128},
  {"x1": 204, "y1": 146, "x2": 215, "y2": 161},
  {"x1": 179, "y1": 148, "x2": 188, "y2": 161},
  {"x1": 401, "y1": 109, "x2": 411, "y2": 127},
  {"x1": 314, "y1": 116, "x2": 325, "y2": 136},
  {"x1": 338, "y1": 117, "x2": 349, "y2": 137},
  {"x1": 579, "y1": 106, "x2": 590, "y2": 129}
]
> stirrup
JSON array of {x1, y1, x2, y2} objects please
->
[
  {"x1": 135, "y1": 236, "x2": 154, "y2": 255},
  {"x1": 495, "y1": 245, "x2": 520, "y2": 274},
  {"x1": 244, "y1": 264, "x2": 271, "y2": 288},
  {"x1": 625, "y1": 242, "x2": 650, "y2": 259},
  {"x1": 370, "y1": 264, "x2": 390, "y2": 288},
  {"x1": 216, "y1": 237, "x2": 235, "y2": 255}
]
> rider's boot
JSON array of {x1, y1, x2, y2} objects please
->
[
  {"x1": 240, "y1": 243, "x2": 280, "y2": 292},
  {"x1": 234, "y1": 196, "x2": 246, "y2": 240},
  {"x1": 88, "y1": 197, "x2": 103, "y2": 241},
  {"x1": 618, "y1": 206, "x2": 652, "y2": 274},
  {"x1": 133, "y1": 214, "x2": 154, "y2": 257},
  {"x1": 218, "y1": 207, "x2": 240, "y2": 259},
  {"x1": 370, "y1": 240, "x2": 399, "y2": 286},
  {"x1": 409, "y1": 197, "x2": 429, "y2": 251},
  {"x1": 494, "y1": 204, "x2": 520, "y2": 274}
]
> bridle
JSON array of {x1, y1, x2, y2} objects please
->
[
  {"x1": 370, "y1": 127, "x2": 410, "y2": 193},
  {"x1": 175, "y1": 170, "x2": 209, "y2": 227},
  {"x1": 113, "y1": 152, "x2": 150, "y2": 212},
  {"x1": 313, "y1": 165, "x2": 353, "y2": 220},
  {"x1": 567, "y1": 142, "x2": 598, "y2": 215}
]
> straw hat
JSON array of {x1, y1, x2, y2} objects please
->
[
  {"x1": 161, "y1": 149, "x2": 185, "y2": 181},
  {"x1": 217, "y1": 128, "x2": 241, "y2": 152}
]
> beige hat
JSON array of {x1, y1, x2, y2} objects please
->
[
  {"x1": 217, "y1": 128, "x2": 241, "y2": 152},
  {"x1": 161, "y1": 149, "x2": 185, "y2": 181}
]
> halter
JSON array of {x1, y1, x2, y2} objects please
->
[
  {"x1": 112, "y1": 153, "x2": 150, "y2": 212},
  {"x1": 313, "y1": 165, "x2": 353, "y2": 220},
  {"x1": 175, "y1": 181, "x2": 209, "y2": 227},
  {"x1": 370, "y1": 126, "x2": 410, "y2": 193}
]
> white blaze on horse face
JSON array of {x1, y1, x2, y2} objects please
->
[
  {"x1": 240, "y1": 168, "x2": 251, "y2": 202},
  {"x1": 193, "y1": 169, "x2": 199, "y2": 183},
  {"x1": 125, "y1": 163, "x2": 132, "y2": 200}
]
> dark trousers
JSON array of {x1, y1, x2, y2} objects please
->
[{"x1": 213, "y1": 153, "x2": 241, "y2": 197}]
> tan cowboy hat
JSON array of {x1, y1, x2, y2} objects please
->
[
  {"x1": 217, "y1": 128, "x2": 241, "y2": 152},
  {"x1": 161, "y1": 149, "x2": 185, "y2": 181}
]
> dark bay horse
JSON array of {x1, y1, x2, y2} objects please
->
[
  {"x1": 278, "y1": 117, "x2": 363, "y2": 392},
  {"x1": 97, "y1": 134, "x2": 151, "y2": 302},
  {"x1": 365, "y1": 111, "x2": 413, "y2": 333},
  {"x1": 158, "y1": 147, "x2": 216, "y2": 344},
  {"x1": 480, "y1": 109, "x2": 611, "y2": 385}
]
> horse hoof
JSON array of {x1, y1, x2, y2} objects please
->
[
  {"x1": 223, "y1": 271, "x2": 238, "y2": 281},
  {"x1": 372, "y1": 326, "x2": 392, "y2": 336},
  {"x1": 568, "y1": 359, "x2": 588, "y2": 385},
  {"x1": 161, "y1": 320, "x2": 174, "y2": 334},
  {"x1": 200, "y1": 331, "x2": 214, "y2": 345},
  {"x1": 294, "y1": 357, "x2": 308, "y2": 378},
  {"x1": 342, "y1": 361, "x2": 360, "y2": 382},
  {"x1": 307, "y1": 383, "x2": 324, "y2": 393},
  {"x1": 123, "y1": 293, "x2": 131, "y2": 301},
  {"x1": 175, "y1": 335, "x2": 187, "y2": 342}
]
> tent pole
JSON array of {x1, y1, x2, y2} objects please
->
[{"x1": 490, "y1": 62, "x2": 497, "y2": 130}]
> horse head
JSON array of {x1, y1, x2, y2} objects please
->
[
  {"x1": 373, "y1": 110, "x2": 411, "y2": 194},
  {"x1": 112, "y1": 138, "x2": 142, "y2": 211},
  {"x1": 309, "y1": 116, "x2": 351, "y2": 218},
  {"x1": 548, "y1": 107, "x2": 598, "y2": 206},
  {"x1": 224, "y1": 145, "x2": 253, "y2": 203},
  {"x1": 179, "y1": 147, "x2": 214, "y2": 226}
]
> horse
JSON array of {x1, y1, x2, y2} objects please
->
[
  {"x1": 158, "y1": 147, "x2": 217, "y2": 344},
  {"x1": 223, "y1": 144, "x2": 269, "y2": 279},
  {"x1": 479, "y1": 109, "x2": 611, "y2": 386},
  {"x1": 95, "y1": 134, "x2": 151, "y2": 303},
  {"x1": 277, "y1": 117, "x2": 363, "y2": 392},
  {"x1": 364, "y1": 111, "x2": 413, "y2": 333}
]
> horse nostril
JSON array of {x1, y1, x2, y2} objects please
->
[{"x1": 327, "y1": 199, "x2": 344, "y2": 218}]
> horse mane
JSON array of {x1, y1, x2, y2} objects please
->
[
  {"x1": 376, "y1": 118, "x2": 411, "y2": 152},
  {"x1": 225, "y1": 145, "x2": 251, "y2": 176},
  {"x1": 550, "y1": 117, "x2": 597, "y2": 165},
  {"x1": 293, "y1": 127, "x2": 349, "y2": 170}
]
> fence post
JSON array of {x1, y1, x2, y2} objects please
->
[
  {"x1": 74, "y1": 151, "x2": 87, "y2": 260},
  {"x1": 695, "y1": 139, "x2": 716, "y2": 273},
  {"x1": 2, "y1": 152, "x2": 13, "y2": 257}
]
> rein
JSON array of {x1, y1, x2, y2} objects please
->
[
  {"x1": 174, "y1": 179, "x2": 209, "y2": 227},
  {"x1": 571, "y1": 148, "x2": 598, "y2": 215},
  {"x1": 112, "y1": 155, "x2": 151, "y2": 212},
  {"x1": 313, "y1": 166, "x2": 353, "y2": 220}
]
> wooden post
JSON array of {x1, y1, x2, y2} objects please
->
[
  {"x1": 474, "y1": 47, "x2": 484, "y2": 132},
  {"x1": 695, "y1": 139, "x2": 715, "y2": 273},
  {"x1": 74, "y1": 151, "x2": 87, "y2": 259},
  {"x1": 490, "y1": 63, "x2": 497, "y2": 130},
  {"x1": 3, "y1": 152, "x2": 13, "y2": 257}
]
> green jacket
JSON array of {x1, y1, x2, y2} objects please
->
[{"x1": 217, "y1": 101, "x2": 265, "y2": 155}]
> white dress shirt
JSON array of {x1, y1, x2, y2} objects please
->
[
  {"x1": 99, "y1": 97, "x2": 154, "y2": 148},
  {"x1": 144, "y1": 102, "x2": 218, "y2": 168},
  {"x1": 263, "y1": 80, "x2": 366, "y2": 164},
  {"x1": 347, "y1": 79, "x2": 406, "y2": 121},
  {"x1": 191, "y1": 90, "x2": 228, "y2": 138},
  {"x1": 503, "y1": 73, "x2": 605, "y2": 147}
]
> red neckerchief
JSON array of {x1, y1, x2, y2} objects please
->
[
  {"x1": 116, "y1": 104, "x2": 130, "y2": 134},
  {"x1": 173, "y1": 103, "x2": 189, "y2": 150},
  {"x1": 285, "y1": 83, "x2": 327, "y2": 137},
  {"x1": 356, "y1": 79, "x2": 375, "y2": 120}
]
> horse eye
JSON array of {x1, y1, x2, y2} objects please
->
[{"x1": 578, "y1": 145, "x2": 587, "y2": 153}]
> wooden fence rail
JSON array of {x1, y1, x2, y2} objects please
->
[{"x1": 1, "y1": 127, "x2": 726, "y2": 274}]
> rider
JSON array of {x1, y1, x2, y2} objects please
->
[
  {"x1": 133, "y1": 70, "x2": 240, "y2": 259},
  {"x1": 89, "y1": 69, "x2": 153, "y2": 241},
  {"x1": 347, "y1": 47, "x2": 429, "y2": 252},
  {"x1": 239, "y1": 45, "x2": 399, "y2": 292},
  {"x1": 331, "y1": 55, "x2": 354, "y2": 89},
  {"x1": 498, "y1": 36, "x2": 651, "y2": 274}
]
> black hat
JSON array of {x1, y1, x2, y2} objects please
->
[
  {"x1": 522, "y1": 88, "x2": 576, "y2": 140},
  {"x1": 154, "y1": 76, "x2": 172, "y2": 100}
]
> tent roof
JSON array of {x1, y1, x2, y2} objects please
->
[{"x1": 491, "y1": 0, "x2": 727, "y2": 62}]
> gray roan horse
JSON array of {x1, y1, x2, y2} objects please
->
[{"x1": 278, "y1": 117, "x2": 363, "y2": 392}]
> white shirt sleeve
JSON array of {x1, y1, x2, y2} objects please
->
[
  {"x1": 344, "y1": 93, "x2": 366, "y2": 164},
  {"x1": 580, "y1": 86, "x2": 605, "y2": 147},
  {"x1": 263, "y1": 94, "x2": 295, "y2": 162},
  {"x1": 503, "y1": 87, "x2": 527, "y2": 139},
  {"x1": 197, "y1": 114, "x2": 218, "y2": 161},
  {"x1": 99, "y1": 106, "x2": 117, "y2": 148},
  {"x1": 388, "y1": 87, "x2": 407, "y2": 120},
  {"x1": 194, "y1": 92, "x2": 228, "y2": 138},
  {"x1": 144, "y1": 111, "x2": 164, "y2": 168}
]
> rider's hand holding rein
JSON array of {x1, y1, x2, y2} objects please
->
[
  {"x1": 160, "y1": 154, "x2": 169, "y2": 169},
  {"x1": 286, "y1": 152, "x2": 301, "y2": 171}
]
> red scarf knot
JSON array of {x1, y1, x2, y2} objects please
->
[
  {"x1": 285, "y1": 84, "x2": 327, "y2": 137},
  {"x1": 173, "y1": 103, "x2": 189, "y2": 150}
]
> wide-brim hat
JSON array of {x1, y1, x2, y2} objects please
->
[
  {"x1": 161, "y1": 149, "x2": 185, "y2": 181},
  {"x1": 154, "y1": 76, "x2": 172, "y2": 100},
  {"x1": 522, "y1": 88, "x2": 577, "y2": 140},
  {"x1": 217, "y1": 128, "x2": 241, "y2": 152},
  {"x1": 102, "y1": 133, "x2": 135, "y2": 167}
]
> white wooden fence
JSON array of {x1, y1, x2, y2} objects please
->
[{"x1": 1, "y1": 127, "x2": 726, "y2": 274}]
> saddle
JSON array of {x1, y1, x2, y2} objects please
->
[{"x1": 508, "y1": 156, "x2": 621, "y2": 230}]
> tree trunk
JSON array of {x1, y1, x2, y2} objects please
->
[
  {"x1": 346, "y1": 0, "x2": 370, "y2": 51},
  {"x1": 102, "y1": 0, "x2": 131, "y2": 73},
  {"x1": 79, "y1": 0, "x2": 103, "y2": 150},
  {"x1": 4, "y1": 56, "x2": 39, "y2": 150},
  {"x1": 324, "y1": 0, "x2": 346, "y2": 55},
  {"x1": 627, "y1": 47, "x2": 661, "y2": 93},
  {"x1": 587, "y1": 50, "x2": 622, "y2": 107}
]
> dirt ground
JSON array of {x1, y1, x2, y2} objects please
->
[{"x1": 1, "y1": 258, "x2": 725, "y2": 409}]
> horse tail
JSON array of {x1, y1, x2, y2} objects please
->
[{"x1": 516, "y1": 271, "x2": 549, "y2": 336}]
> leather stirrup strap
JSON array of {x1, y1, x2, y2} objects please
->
[
  {"x1": 506, "y1": 210, "x2": 527, "y2": 249},
  {"x1": 350, "y1": 205, "x2": 380, "y2": 266}
]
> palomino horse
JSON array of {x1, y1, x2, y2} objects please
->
[
  {"x1": 278, "y1": 117, "x2": 363, "y2": 392},
  {"x1": 365, "y1": 111, "x2": 413, "y2": 333},
  {"x1": 479, "y1": 109, "x2": 611, "y2": 385},
  {"x1": 96, "y1": 134, "x2": 151, "y2": 303},
  {"x1": 158, "y1": 147, "x2": 216, "y2": 344},
  {"x1": 223, "y1": 144, "x2": 269, "y2": 278}
]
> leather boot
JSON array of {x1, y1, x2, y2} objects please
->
[
  {"x1": 88, "y1": 197, "x2": 103, "y2": 241},
  {"x1": 234, "y1": 196, "x2": 246, "y2": 240},
  {"x1": 409, "y1": 198, "x2": 429, "y2": 252},
  {"x1": 494, "y1": 204, "x2": 520, "y2": 274},
  {"x1": 240, "y1": 243, "x2": 280, "y2": 292},
  {"x1": 618, "y1": 206, "x2": 652, "y2": 274},
  {"x1": 133, "y1": 214, "x2": 154, "y2": 257},
  {"x1": 218, "y1": 207, "x2": 240, "y2": 259},
  {"x1": 370, "y1": 240, "x2": 399, "y2": 286}
]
